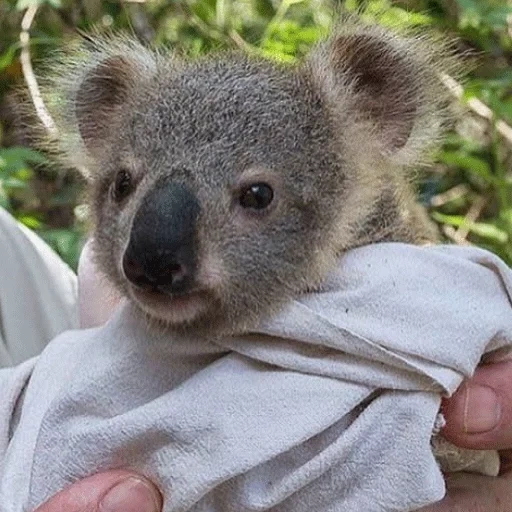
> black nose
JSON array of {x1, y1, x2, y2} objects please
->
[
  {"x1": 123, "y1": 252, "x2": 189, "y2": 291},
  {"x1": 122, "y1": 180, "x2": 200, "y2": 295}
]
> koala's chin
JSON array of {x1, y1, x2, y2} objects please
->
[{"x1": 130, "y1": 287, "x2": 212, "y2": 327}]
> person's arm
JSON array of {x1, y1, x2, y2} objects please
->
[
  {"x1": 34, "y1": 470, "x2": 162, "y2": 512},
  {"x1": 419, "y1": 358, "x2": 512, "y2": 512},
  {"x1": 0, "y1": 208, "x2": 78, "y2": 365}
]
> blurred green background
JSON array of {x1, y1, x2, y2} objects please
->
[{"x1": 0, "y1": 0, "x2": 511, "y2": 270}]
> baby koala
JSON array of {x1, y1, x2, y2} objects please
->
[
  {"x1": 46, "y1": 17, "x2": 455, "y2": 335},
  {"x1": 9, "y1": 23, "x2": 505, "y2": 511}
]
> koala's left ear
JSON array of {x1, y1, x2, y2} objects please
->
[
  {"x1": 42, "y1": 36, "x2": 157, "y2": 178},
  {"x1": 74, "y1": 54, "x2": 141, "y2": 152},
  {"x1": 306, "y1": 21, "x2": 456, "y2": 157}
]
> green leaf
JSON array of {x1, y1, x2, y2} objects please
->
[
  {"x1": 0, "y1": 148, "x2": 47, "y2": 177},
  {"x1": 371, "y1": 6, "x2": 433, "y2": 27},
  {"x1": 0, "y1": 185, "x2": 10, "y2": 210},
  {"x1": 0, "y1": 43, "x2": 20, "y2": 72},
  {"x1": 500, "y1": 209, "x2": 512, "y2": 232},
  {"x1": 469, "y1": 223, "x2": 509, "y2": 244},
  {"x1": 3, "y1": 177, "x2": 28, "y2": 190},
  {"x1": 484, "y1": 6, "x2": 512, "y2": 29},
  {"x1": 255, "y1": 0, "x2": 276, "y2": 19},
  {"x1": 432, "y1": 212, "x2": 466, "y2": 227},
  {"x1": 432, "y1": 212, "x2": 509, "y2": 244},
  {"x1": 455, "y1": 0, "x2": 483, "y2": 16},
  {"x1": 438, "y1": 150, "x2": 495, "y2": 183},
  {"x1": 17, "y1": 215, "x2": 42, "y2": 229}
]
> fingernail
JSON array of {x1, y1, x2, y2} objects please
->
[
  {"x1": 99, "y1": 477, "x2": 161, "y2": 512},
  {"x1": 463, "y1": 383, "x2": 501, "y2": 434}
]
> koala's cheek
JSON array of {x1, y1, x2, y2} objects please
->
[
  {"x1": 93, "y1": 214, "x2": 131, "y2": 288},
  {"x1": 196, "y1": 251, "x2": 226, "y2": 292}
]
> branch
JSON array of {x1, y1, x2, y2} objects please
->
[
  {"x1": 441, "y1": 73, "x2": 512, "y2": 146},
  {"x1": 455, "y1": 195, "x2": 487, "y2": 242},
  {"x1": 19, "y1": 5, "x2": 58, "y2": 137}
]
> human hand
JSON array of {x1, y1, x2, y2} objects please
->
[
  {"x1": 418, "y1": 357, "x2": 512, "y2": 511},
  {"x1": 78, "y1": 239, "x2": 122, "y2": 328},
  {"x1": 34, "y1": 470, "x2": 162, "y2": 512}
]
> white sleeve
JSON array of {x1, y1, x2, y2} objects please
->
[{"x1": 0, "y1": 208, "x2": 78, "y2": 366}]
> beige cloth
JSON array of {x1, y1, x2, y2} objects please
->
[
  {"x1": 0, "y1": 243, "x2": 510, "y2": 512},
  {"x1": 0, "y1": 208, "x2": 78, "y2": 366}
]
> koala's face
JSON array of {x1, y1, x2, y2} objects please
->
[
  {"x1": 89, "y1": 59, "x2": 347, "y2": 333},
  {"x1": 52, "y1": 23, "x2": 449, "y2": 333}
]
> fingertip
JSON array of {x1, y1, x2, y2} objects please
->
[
  {"x1": 441, "y1": 383, "x2": 468, "y2": 441},
  {"x1": 34, "y1": 470, "x2": 161, "y2": 512},
  {"x1": 442, "y1": 362, "x2": 512, "y2": 450},
  {"x1": 99, "y1": 476, "x2": 162, "y2": 512}
]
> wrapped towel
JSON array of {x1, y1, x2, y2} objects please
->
[{"x1": 0, "y1": 243, "x2": 511, "y2": 512}]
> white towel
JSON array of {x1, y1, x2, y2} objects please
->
[{"x1": 0, "y1": 243, "x2": 511, "y2": 512}]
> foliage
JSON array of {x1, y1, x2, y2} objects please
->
[{"x1": 0, "y1": 0, "x2": 511, "y2": 268}]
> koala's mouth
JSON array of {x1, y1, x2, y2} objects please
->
[{"x1": 130, "y1": 287, "x2": 211, "y2": 325}]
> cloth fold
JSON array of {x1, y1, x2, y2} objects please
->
[{"x1": 0, "y1": 243, "x2": 511, "y2": 512}]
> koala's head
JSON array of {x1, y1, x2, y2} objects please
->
[{"x1": 46, "y1": 19, "x2": 454, "y2": 334}]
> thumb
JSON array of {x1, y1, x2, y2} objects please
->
[
  {"x1": 442, "y1": 359, "x2": 512, "y2": 451},
  {"x1": 34, "y1": 470, "x2": 162, "y2": 512}
]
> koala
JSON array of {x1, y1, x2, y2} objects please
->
[{"x1": 44, "y1": 17, "x2": 457, "y2": 336}]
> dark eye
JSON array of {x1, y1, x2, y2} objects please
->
[
  {"x1": 111, "y1": 169, "x2": 134, "y2": 202},
  {"x1": 239, "y1": 183, "x2": 274, "y2": 210}
]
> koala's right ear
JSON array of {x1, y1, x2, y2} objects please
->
[
  {"x1": 75, "y1": 55, "x2": 140, "y2": 150},
  {"x1": 43, "y1": 37, "x2": 157, "y2": 175}
]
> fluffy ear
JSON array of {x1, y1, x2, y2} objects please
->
[
  {"x1": 42, "y1": 36, "x2": 157, "y2": 176},
  {"x1": 75, "y1": 55, "x2": 139, "y2": 150},
  {"x1": 306, "y1": 19, "x2": 458, "y2": 161},
  {"x1": 327, "y1": 34, "x2": 418, "y2": 150}
]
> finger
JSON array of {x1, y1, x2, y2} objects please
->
[
  {"x1": 34, "y1": 470, "x2": 162, "y2": 512},
  {"x1": 416, "y1": 471, "x2": 512, "y2": 512},
  {"x1": 442, "y1": 360, "x2": 512, "y2": 450}
]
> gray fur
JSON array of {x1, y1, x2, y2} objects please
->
[{"x1": 42, "y1": 17, "x2": 459, "y2": 335}]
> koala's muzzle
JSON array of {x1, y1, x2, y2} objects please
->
[{"x1": 122, "y1": 181, "x2": 200, "y2": 295}]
